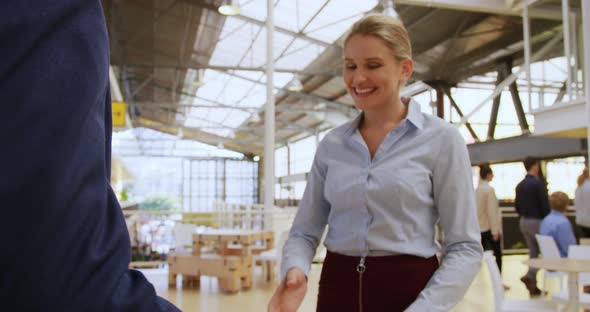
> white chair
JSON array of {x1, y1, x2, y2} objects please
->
[
  {"x1": 253, "y1": 230, "x2": 289, "y2": 282},
  {"x1": 569, "y1": 245, "x2": 590, "y2": 287},
  {"x1": 484, "y1": 251, "x2": 557, "y2": 312},
  {"x1": 535, "y1": 234, "x2": 567, "y2": 294},
  {"x1": 173, "y1": 223, "x2": 197, "y2": 252},
  {"x1": 551, "y1": 245, "x2": 590, "y2": 309}
]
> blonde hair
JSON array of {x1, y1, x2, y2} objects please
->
[
  {"x1": 344, "y1": 14, "x2": 412, "y2": 62},
  {"x1": 577, "y1": 167, "x2": 589, "y2": 187},
  {"x1": 550, "y1": 191, "x2": 569, "y2": 212}
]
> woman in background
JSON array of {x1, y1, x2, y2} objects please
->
[{"x1": 575, "y1": 168, "x2": 590, "y2": 237}]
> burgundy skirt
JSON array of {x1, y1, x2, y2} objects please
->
[{"x1": 316, "y1": 250, "x2": 439, "y2": 312}]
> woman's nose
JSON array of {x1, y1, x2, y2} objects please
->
[{"x1": 352, "y1": 71, "x2": 367, "y2": 84}]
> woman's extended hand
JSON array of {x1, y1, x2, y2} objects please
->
[{"x1": 268, "y1": 267, "x2": 307, "y2": 312}]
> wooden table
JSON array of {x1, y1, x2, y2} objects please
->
[
  {"x1": 169, "y1": 229, "x2": 274, "y2": 292},
  {"x1": 192, "y1": 229, "x2": 274, "y2": 258},
  {"x1": 526, "y1": 258, "x2": 590, "y2": 311}
]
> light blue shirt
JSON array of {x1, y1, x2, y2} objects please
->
[
  {"x1": 281, "y1": 100, "x2": 483, "y2": 312},
  {"x1": 575, "y1": 180, "x2": 590, "y2": 227},
  {"x1": 540, "y1": 210, "x2": 577, "y2": 257}
]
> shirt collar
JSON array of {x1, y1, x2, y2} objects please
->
[
  {"x1": 550, "y1": 210, "x2": 565, "y2": 217},
  {"x1": 405, "y1": 98, "x2": 424, "y2": 130},
  {"x1": 343, "y1": 97, "x2": 424, "y2": 137}
]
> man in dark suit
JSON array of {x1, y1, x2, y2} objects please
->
[
  {"x1": 515, "y1": 157, "x2": 550, "y2": 296},
  {"x1": 0, "y1": 1, "x2": 180, "y2": 310}
]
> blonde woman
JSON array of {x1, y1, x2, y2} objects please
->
[{"x1": 269, "y1": 14, "x2": 482, "y2": 312}]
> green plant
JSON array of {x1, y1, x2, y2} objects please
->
[
  {"x1": 120, "y1": 185, "x2": 131, "y2": 202},
  {"x1": 139, "y1": 194, "x2": 180, "y2": 211}
]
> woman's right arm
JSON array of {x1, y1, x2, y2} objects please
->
[
  {"x1": 280, "y1": 147, "x2": 331, "y2": 279},
  {"x1": 269, "y1": 145, "x2": 331, "y2": 312}
]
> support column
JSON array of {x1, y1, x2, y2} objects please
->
[
  {"x1": 436, "y1": 86, "x2": 444, "y2": 119},
  {"x1": 458, "y1": 32, "x2": 563, "y2": 127},
  {"x1": 257, "y1": 156, "x2": 265, "y2": 205},
  {"x1": 582, "y1": 0, "x2": 590, "y2": 165},
  {"x1": 488, "y1": 63, "x2": 504, "y2": 140},
  {"x1": 563, "y1": 0, "x2": 573, "y2": 99},
  {"x1": 263, "y1": 0, "x2": 275, "y2": 230},
  {"x1": 523, "y1": 1, "x2": 532, "y2": 111},
  {"x1": 500, "y1": 60, "x2": 530, "y2": 134},
  {"x1": 442, "y1": 86, "x2": 479, "y2": 142}
]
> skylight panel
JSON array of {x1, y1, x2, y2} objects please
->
[
  {"x1": 211, "y1": 75, "x2": 256, "y2": 105},
  {"x1": 239, "y1": 83, "x2": 267, "y2": 107},
  {"x1": 206, "y1": 107, "x2": 234, "y2": 124},
  {"x1": 112, "y1": 128, "x2": 245, "y2": 158},
  {"x1": 218, "y1": 16, "x2": 250, "y2": 39},
  {"x1": 247, "y1": 28, "x2": 293, "y2": 68},
  {"x1": 239, "y1": 0, "x2": 267, "y2": 23},
  {"x1": 304, "y1": 0, "x2": 377, "y2": 44},
  {"x1": 184, "y1": 115, "x2": 218, "y2": 128},
  {"x1": 222, "y1": 110, "x2": 251, "y2": 128},
  {"x1": 273, "y1": 0, "x2": 330, "y2": 32},
  {"x1": 195, "y1": 70, "x2": 228, "y2": 102},
  {"x1": 209, "y1": 17, "x2": 259, "y2": 67},
  {"x1": 275, "y1": 38, "x2": 326, "y2": 70},
  {"x1": 259, "y1": 72, "x2": 294, "y2": 88},
  {"x1": 231, "y1": 70, "x2": 264, "y2": 82},
  {"x1": 201, "y1": 127, "x2": 235, "y2": 138}
]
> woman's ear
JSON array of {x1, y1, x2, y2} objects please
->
[{"x1": 401, "y1": 58, "x2": 414, "y2": 80}]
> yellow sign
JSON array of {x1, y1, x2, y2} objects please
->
[{"x1": 112, "y1": 101, "x2": 127, "y2": 127}]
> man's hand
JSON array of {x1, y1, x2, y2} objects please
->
[
  {"x1": 268, "y1": 267, "x2": 307, "y2": 312},
  {"x1": 493, "y1": 233, "x2": 500, "y2": 241}
]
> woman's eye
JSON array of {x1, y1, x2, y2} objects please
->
[
  {"x1": 345, "y1": 64, "x2": 356, "y2": 70},
  {"x1": 368, "y1": 63, "x2": 381, "y2": 69}
]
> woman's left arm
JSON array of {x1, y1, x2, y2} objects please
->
[{"x1": 405, "y1": 126, "x2": 483, "y2": 312}]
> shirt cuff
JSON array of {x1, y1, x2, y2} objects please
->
[{"x1": 280, "y1": 256, "x2": 311, "y2": 282}]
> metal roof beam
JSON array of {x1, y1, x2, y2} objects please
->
[
  {"x1": 468, "y1": 135, "x2": 586, "y2": 165},
  {"x1": 395, "y1": 0, "x2": 565, "y2": 20},
  {"x1": 132, "y1": 101, "x2": 355, "y2": 115},
  {"x1": 120, "y1": 63, "x2": 339, "y2": 76}
]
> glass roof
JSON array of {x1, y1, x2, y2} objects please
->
[
  {"x1": 304, "y1": 1, "x2": 377, "y2": 43},
  {"x1": 170, "y1": 0, "x2": 564, "y2": 149},
  {"x1": 112, "y1": 128, "x2": 244, "y2": 158},
  {"x1": 181, "y1": 0, "x2": 379, "y2": 140}
]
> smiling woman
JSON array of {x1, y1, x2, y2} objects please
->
[
  {"x1": 269, "y1": 13, "x2": 483, "y2": 312},
  {"x1": 343, "y1": 34, "x2": 412, "y2": 132}
]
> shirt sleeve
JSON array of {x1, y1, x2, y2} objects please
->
[
  {"x1": 487, "y1": 188, "x2": 501, "y2": 236},
  {"x1": 514, "y1": 185, "x2": 522, "y2": 216},
  {"x1": 0, "y1": 2, "x2": 179, "y2": 310},
  {"x1": 556, "y1": 221, "x2": 577, "y2": 257},
  {"x1": 405, "y1": 126, "x2": 483, "y2": 312},
  {"x1": 537, "y1": 181, "x2": 551, "y2": 218},
  {"x1": 280, "y1": 144, "x2": 330, "y2": 280},
  {"x1": 575, "y1": 188, "x2": 581, "y2": 212}
]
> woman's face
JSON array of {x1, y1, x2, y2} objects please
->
[{"x1": 343, "y1": 34, "x2": 412, "y2": 112}]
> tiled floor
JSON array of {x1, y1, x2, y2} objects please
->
[{"x1": 141, "y1": 255, "x2": 558, "y2": 312}]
